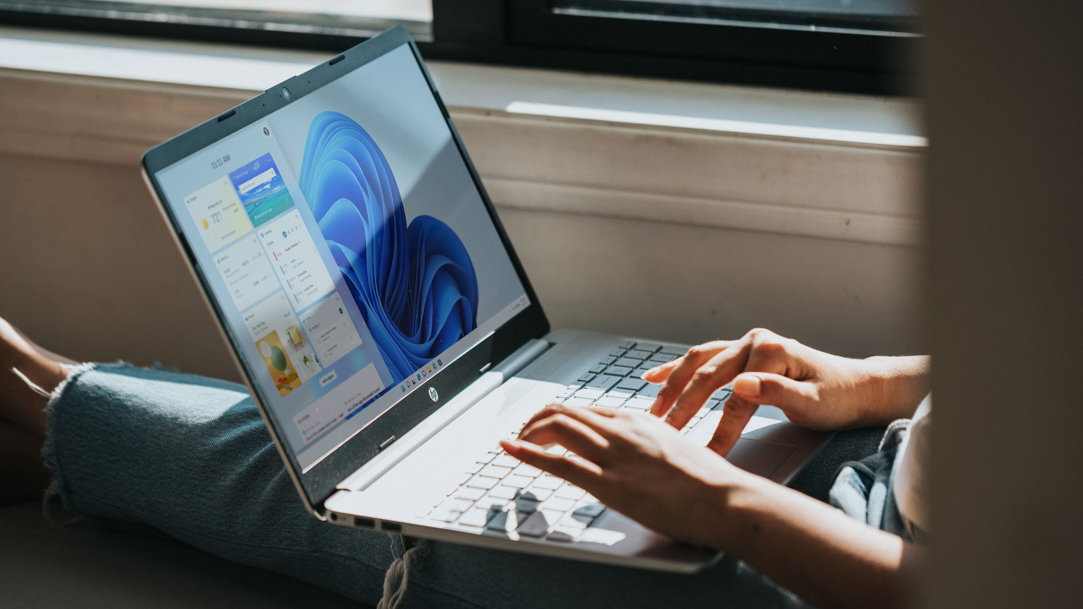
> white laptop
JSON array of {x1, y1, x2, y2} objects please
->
[{"x1": 141, "y1": 27, "x2": 828, "y2": 573}]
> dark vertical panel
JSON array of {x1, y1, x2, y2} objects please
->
[{"x1": 925, "y1": 2, "x2": 1083, "y2": 608}]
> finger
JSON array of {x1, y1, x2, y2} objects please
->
[
  {"x1": 664, "y1": 344, "x2": 751, "y2": 430},
  {"x1": 522, "y1": 403, "x2": 566, "y2": 431},
  {"x1": 640, "y1": 358, "x2": 681, "y2": 383},
  {"x1": 501, "y1": 439, "x2": 603, "y2": 488},
  {"x1": 705, "y1": 394, "x2": 758, "y2": 457},
  {"x1": 519, "y1": 413, "x2": 612, "y2": 464},
  {"x1": 522, "y1": 403, "x2": 619, "y2": 439},
  {"x1": 732, "y1": 372, "x2": 817, "y2": 408},
  {"x1": 649, "y1": 341, "x2": 729, "y2": 417}
]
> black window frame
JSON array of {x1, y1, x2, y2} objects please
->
[{"x1": 0, "y1": 0, "x2": 918, "y2": 95}]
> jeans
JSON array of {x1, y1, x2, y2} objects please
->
[{"x1": 41, "y1": 363, "x2": 873, "y2": 609}]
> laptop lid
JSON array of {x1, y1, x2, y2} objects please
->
[{"x1": 141, "y1": 27, "x2": 550, "y2": 514}]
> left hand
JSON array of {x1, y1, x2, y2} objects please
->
[{"x1": 500, "y1": 403, "x2": 746, "y2": 548}]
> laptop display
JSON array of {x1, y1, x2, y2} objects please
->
[{"x1": 152, "y1": 44, "x2": 529, "y2": 472}]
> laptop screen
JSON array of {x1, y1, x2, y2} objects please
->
[{"x1": 153, "y1": 44, "x2": 530, "y2": 472}]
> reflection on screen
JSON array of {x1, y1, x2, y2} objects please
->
[{"x1": 154, "y1": 44, "x2": 529, "y2": 470}]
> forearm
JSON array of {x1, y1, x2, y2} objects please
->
[
  {"x1": 707, "y1": 472, "x2": 921, "y2": 609},
  {"x1": 859, "y1": 355, "x2": 930, "y2": 427}
]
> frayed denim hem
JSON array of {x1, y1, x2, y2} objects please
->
[{"x1": 41, "y1": 361, "x2": 122, "y2": 522}]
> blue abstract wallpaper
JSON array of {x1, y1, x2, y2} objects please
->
[{"x1": 298, "y1": 111, "x2": 479, "y2": 383}]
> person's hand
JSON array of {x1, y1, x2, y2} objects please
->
[
  {"x1": 500, "y1": 404, "x2": 744, "y2": 548},
  {"x1": 643, "y1": 328, "x2": 930, "y2": 457}
]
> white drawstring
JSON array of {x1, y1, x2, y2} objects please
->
[
  {"x1": 10, "y1": 366, "x2": 54, "y2": 398},
  {"x1": 377, "y1": 537, "x2": 418, "y2": 609}
]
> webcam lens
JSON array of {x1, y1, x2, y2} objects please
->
[{"x1": 281, "y1": 87, "x2": 292, "y2": 101}]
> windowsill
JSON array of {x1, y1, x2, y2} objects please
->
[
  {"x1": 0, "y1": 26, "x2": 925, "y2": 247},
  {"x1": 0, "y1": 26, "x2": 924, "y2": 148}
]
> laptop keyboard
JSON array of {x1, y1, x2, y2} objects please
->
[{"x1": 423, "y1": 340, "x2": 733, "y2": 543}]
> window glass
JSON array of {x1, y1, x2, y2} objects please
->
[
  {"x1": 0, "y1": 0, "x2": 433, "y2": 39},
  {"x1": 555, "y1": 0, "x2": 918, "y2": 33}
]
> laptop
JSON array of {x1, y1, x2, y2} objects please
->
[{"x1": 141, "y1": 27, "x2": 828, "y2": 573}]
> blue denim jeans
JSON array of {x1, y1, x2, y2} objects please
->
[{"x1": 42, "y1": 363, "x2": 834, "y2": 608}]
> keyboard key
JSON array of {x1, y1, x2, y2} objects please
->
[
  {"x1": 649, "y1": 353, "x2": 676, "y2": 363},
  {"x1": 616, "y1": 378, "x2": 648, "y2": 392},
  {"x1": 480, "y1": 464, "x2": 513, "y2": 479},
  {"x1": 577, "y1": 374, "x2": 596, "y2": 384},
  {"x1": 624, "y1": 397, "x2": 653, "y2": 411},
  {"x1": 485, "y1": 509, "x2": 513, "y2": 533},
  {"x1": 617, "y1": 339, "x2": 636, "y2": 349},
  {"x1": 456, "y1": 472, "x2": 472, "y2": 486},
  {"x1": 514, "y1": 463, "x2": 542, "y2": 477},
  {"x1": 563, "y1": 397, "x2": 594, "y2": 408},
  {"x1": 608, "y1": 389, "x2": 634, "y2": 399},
  {"x1": 636, "y1": 342, "x2": 663, "y2": 353},
  {"x1": 543, "y1": 497, "x2": 576, "y2": 512},
  {"x1": 574, "y1": 388, "x2": 605, "y2": 400},
  {"x1": 506, "y1": 474, "x2": 535, "y2": 488},
  {"x1": 555, "y1": 484, "x2": 587, "y2": 500},
  {"x1": 468, "y1": 462, "x2": 485, "y2": 474},
  {"x1": 594, "y1": 396, "x2": 624, "y2": 408},
  {"x1": 439, "y1": 497, "x2": 475, "y2": 513},
  {"x1": 600, "y1": 356, "x2": 615, "y2": 366},
  {"x1": 466, "y1": 475, "x2": 499, "y2": 490},
  {"x1": 515, "y1": 490, "x2": 541, "y2": 513},
  {"x1": 540, "y1": 508, "x2": 566, "y2": 524},
  {"x1": 588, "y1": 364, "x2": 606, "y2": 375},
  {"x1": 609, "y1": 347, "x2": 628, "y2": 357},
  {"x1": 533, "y1": 475, "x2": 564, "y2": 490},
  {"x1": 659, "y1": 345, "x2": 688, "y2": 356},
  {"x1": 528, "y1": 487, "x2": 554, "y2": 501},
  {"x1": 603, "y1": 365, "x2": 632, "y2": 377},
  {"x1": 572, "y1": 503, "x2": 606, "y2": 521},
  {"x1": 430, "y1": 509, "x2": 463, "y2": 523},
  {"x1": 455, "y1": 487, "x2": 486, "y2": 501},
  {"x1": 614, "y1": 357, "x2": 641, "y2": 368},
  {"x1": 488, "y1": 485, "x2": 518, "y2": 500},
  {"x1": 558, "y1": 513, "x2": 590, "y2": 530},
  {"x1": 625, "y1": 349, "x2": 654, "y2": 360},
  {"x1": 712, "y1": 388, "x2": 733, "y2": 401},
  {"x1": 586, "y1": 375, "x2": 621, "y2": 391},
  {"x1": 458, "y1": 507, "x2": 492, "y2": 528},
  {"x1": 636, "y1": 384, "x2": 662, "y2": 398},
  {"x1": 517, "y1": 511, "x2": 550, "y2": 537}
]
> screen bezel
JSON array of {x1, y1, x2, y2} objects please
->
[{"x1": 141, "y1": 27, "x2": 550, "y2": 513}]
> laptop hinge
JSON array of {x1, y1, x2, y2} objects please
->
[{"x1": 335, "y1": 338, "x2": 552, "y2": 494}]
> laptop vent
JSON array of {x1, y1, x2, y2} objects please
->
[{"x1": 497, "y1": 382, "x2": 533, "y2": 415}]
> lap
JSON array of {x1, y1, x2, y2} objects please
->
[{"x1": 45, "y1": 364, "x2": 819, "y2": 609}]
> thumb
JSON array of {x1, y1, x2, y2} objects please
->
[{"x1": 732, "y1": 372, "x2": 816, "y2": 409}]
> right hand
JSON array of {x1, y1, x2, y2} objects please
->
[{"x1": 643, "y1": 329, "x2": 929, "y2": 457}]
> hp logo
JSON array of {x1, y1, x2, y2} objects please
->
[{"x1": 428, "y1": 387, "x2": 439, "y2": 402}]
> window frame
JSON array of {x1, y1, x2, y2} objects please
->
[{"x1": 0, "y1": 0, "x2": 918, "y2": 95}]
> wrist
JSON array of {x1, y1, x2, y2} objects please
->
[
  {"x1": 861, "y1": 355, "x2": 930, "y2": 425},
  {"x1": 694, "y1": 463, "x2": 766, "y2": 552}
]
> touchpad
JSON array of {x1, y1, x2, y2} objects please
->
[{"x1": 726, "y1": 439, "x2": 796, "y2": 478}]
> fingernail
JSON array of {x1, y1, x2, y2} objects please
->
[
  {"x1": 641, "y1": 366, "x2": 659, "y2": 379},
  {"x1": 734, "y1": 374, "x2": 761, "y2": 398}
]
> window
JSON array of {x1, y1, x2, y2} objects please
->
[{"x1": 0, "y1": 0, "x2": 918, "y2": 94}]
